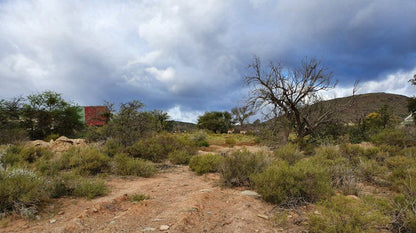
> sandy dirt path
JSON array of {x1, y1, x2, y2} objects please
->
[{"x1": 2, "y1": 166, "x2": 285, "y2": 233}]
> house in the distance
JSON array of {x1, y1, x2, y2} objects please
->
[{"x1": 78, "y1": 106, "x2": 108, "y2": 126}]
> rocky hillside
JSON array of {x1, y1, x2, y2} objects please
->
[{"x1": 328, "y1": 92, "x2": 410, "y2": 123}]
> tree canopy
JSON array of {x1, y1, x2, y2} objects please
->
[{"x1": 197, "y1": 111, "x2": 232, "y2": 133}]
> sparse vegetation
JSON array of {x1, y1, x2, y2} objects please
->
[
  {"x1": 251, "y1": 160, "x2": 333, "y2": 206},
  {"x1": 189, "y1": 153, "x2": 224, "y2": 175},
  {"x1": 220, "y1": 150, "x2": 270, "y2": 187}
]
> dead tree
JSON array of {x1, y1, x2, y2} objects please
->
[
  {"x1": 245, "y1": 56, "x2": 339, "y2": 141},
  {"x1": 231, "y1": 105, "x2": 254, "y2": 127}
]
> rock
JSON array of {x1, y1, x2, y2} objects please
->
[
  {"x1": 58, "y1": 211, "x2": 65, "y2": 215},
  {"x1": 314, "y1": 210, "x2": 320, "y2": 215},
  {"x1": 143, "y1": 227, "x2": 156, "y2": 231},
  {"x1": 92, "y1": 208, "x2": 98, "y2": 213},
  {"x1": 240, "y1": 190, "x2": 261, "y2": 198},
  {"x1": 50, "y1": 219, "x2": 57, "y2": 224},
  {"x1": 110, "y1": 220, "x2": 116, "y2": 224},
  {"x1": 159, "y1": 225, "x2": 169, "y2": 231},
  {"x1": 257, "y1": 214, "x2": 269, "y2": 220},
  {"x1": 346, "y1": 195, "x2": 360, "y2": 200}
]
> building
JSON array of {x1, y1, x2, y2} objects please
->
[{"x1": 78, "y1": 106, "x2": 108, "y2": 126}]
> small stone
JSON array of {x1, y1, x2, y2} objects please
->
[
  {"x1": 314, "y1": 210, "x2": 320, "y2": 215},
  {"x1": 240, "y1": 190, "x2": 261, "y2": 198},
  {"x1": 346, "y1": 195, "x2": 360, "y2": 200},
  {"x1": 257, "y1": 214, "x2": 269, "y2": 220},
  {"x1": 143, "y1": 227, "x2": 156, "y2": 231},
  {"x1": 58, "y1": 211, "x2": 65, "y2": 215},
  {"x1": 35, "y1": 215, "x2": 41, "y2": 220},
  {"x1": 50, "y1": 219, "x2": 57, "y2": 224},
  {"x1": 110, "y1": 220, "x2": 116, "y2": 224},
  {"x1": 92, "y1": 208, "x2": 98, "y2": 213},
  {"x1": 159, "y1": 225, "x2": 169, "y2": 231}
]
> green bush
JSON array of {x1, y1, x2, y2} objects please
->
[
  {"x1": 392, "y1": 169, "x2": 416, "y2": 232},
  {"x1": 356, "y1": 159, "x2": 389, "y2": 185},
  {"x1": 128, "y1": 193, "x2": 149, "y2": 202},
  {"x1": 339, "y1": 144, "x2": 365, "y2": 166},
  {"x1": 102, "y1": 138, "x2": 121, "y2": 157},
  {"x1": 190, "y1": 131, "x2": 210, "y2": 147},
  {"x1": 112, "y1": 153, "x2": 157, "y2": 177},
  {"x1": 370, "y1": 129, "x2": 409, "y2": 147},
  {"x1": 401, "y1": 146, "x2": 416, "y2": 158},
  {"x1": 168, "y1": 150, "x2": 193, "y2": 165},
  {"x1": 220, "y1": 150, "x2": 270, "y2": 187},
  {"x1": 0, "y1": 145, "x2": 54, "y2": 167},
  {"x1": 274, "y1": 144, "x2": 304, "y2": 165},
  {"x1": 125, "y1": 133, "x2": 197, "y2": 162},
  {"x1": 47, "y1": 172, "x2": 80, "y2": 198},
  {"x1": 189, "y1": 153, "x2": 224, "y2": 175},
  {"x1": 72, "y1": 178, "x2": 108, "y2": 199},
  {"x1": 308, "y1": 195, "x2": 390, "y2": 233},
  {"x1": 225, "y1": 137, "x2": 236, "y2": 148},
  {"x1": 314, "y1": 146, "x2": 341, "y2": 160},
  {"x1": 0, "y1": 168, "x2": 47, "y2": 217},
  {"x1": 61, "y1": 147, "x2": 110, "y2": 175},
  {"x1": 251, "y1": 160, "x2": 333, "y2": 206}
]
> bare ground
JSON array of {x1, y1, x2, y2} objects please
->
[{"x1": 1, "y1": 165, "x2": 304, "y2": 233}]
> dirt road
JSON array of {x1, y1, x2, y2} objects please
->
[{"x1": 2, "y1": 166, "x2": 286, "y2": 233}]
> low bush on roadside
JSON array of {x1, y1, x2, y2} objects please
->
[
  {"x1": 308, "y1": 195, "x2": 390, "y2": 233},
  {"x1": 311, "y1": 147, "x2": 359, "y2": 195},
  {"x1": 168, "y1": 150, "x2": 193, "y2": 165},
  {"x1": 125, "y1": 133, "x2": 197, "y2": 162},
  {"x1": 356, "y1": 159, "x2": 389, "y2": 185},
  {"x1": 112, "y1": 153, "x2": 157, "y2": 177},
  {"x1": 274, "y1": 144, "x2": 304, "y2": 165},
  {"x1": 251, "y1": 160, "x2": 332, "y2": 206},
  {"x1": 0, "y1": 145, "x2": 54, "y2": 168},
  {"x1": 128, "y1": 193, "x2": 149, "y2": 203},
  {"x1": 72, "y1": 178, "x2": 108, "y2": 199},
  {"x1": 189, "y1": 153, "x2": 224, "y2": 175},
  {"x1": 220, "y1": 150, "x2": 270, "y2": 187},
  {"x1": 0, "y1": 168, "x2": 47, "y2": 218},
  {"x1": 225, "y1": 137, "x2": 236, "y2": 148},
  {"x1": 60, "y1": 147, "x2": 110, "y2": 175},
  {"x1": 190, "y1": 131, "x2": 210, "y2": 147}
]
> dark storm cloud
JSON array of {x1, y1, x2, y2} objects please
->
[{"x1": 0, "y1": 0, "x2": 415, "y2": 122}]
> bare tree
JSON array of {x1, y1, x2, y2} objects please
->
[
  {"x1": 245, "y1": 56, "x2": 339, "y2": 141},
  {"x1": 231, "y1": 105, "x2": 254, "y2": 127}
]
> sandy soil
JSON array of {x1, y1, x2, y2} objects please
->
[{"x1": 1, "y1": 165, "x2": 300, "y2": 233}]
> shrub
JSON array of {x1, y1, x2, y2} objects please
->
[
  {"x1": 356, "y1": 159, "x2": 389, "y2": 185},
  {"x1": 314, "y1": 146, "x2": 341, "y2": 160},
  {"x1": 125, "y1": 133, "x2": 197, "y2": 162},
  {"x1": 61, "y1": 147, "x2": 110, "y2": 175},
  {"x1": 251, "y1": 160, "x2": 333, "y2": 206},
  {"x1": 44, "y1": 133, "x2": 60, "y2": 142},
  {"x1": 72, "y1": 178, "x2": 108, "y2": 199},
  {"x1": 168, "y1": 150, "x2": 193, "y2": 165},
  {"x1": 225, "y1": 137, "x2": 236, "y2": 148},
  {"x1": 308, "y1": 195, "x2": 390, "y2": 233},
  {"x1": 0, "y1": 168, "x2": 47, "y2": 217},
  {"x1": 128, "y1": 193, "x2": 149, "y2": 202},
  {"x1": 220, "y1": 150, "x2": 270, "y2": 187},
  {"x1": 0, "y1": 145, "x2": 24, "y2": 167},
  {"x1": 47, "y1": 172, "x2": 80, "y2": 198},
  {"x1": 370, "y1": 129, "x2": 409, "y2": 147},
  {"x1": 274, "y1": 144, "x2": 304, "y2": 165},
  {"x1": 401, "y1": 146, "x2": 416, "y2": 158},
  {"x1": 189, "y1": 153, "x2": 224, "y2": 175},
  {"x1": 339, "y1": 144, "x2": 365, "y2": 166},
  {"x1": 190, "y1": 131, "x2": 210, "y2": 147},
  {"x1": 112, "y1": 153, "x2": 157, "y2": 177},
  {"x1": 102, "y1": 138, "x2": 121, "y2": 157},
  {"x1": 392, "y1": 169, "x2": 416, "y2": 233}
]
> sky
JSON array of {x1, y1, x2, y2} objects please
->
[{"x1": 0, "y1": 0, "x2": 415, "y2": 123}]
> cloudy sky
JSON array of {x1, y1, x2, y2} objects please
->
[{"x1": 0, "y1": 0, "x2": 415, "y2": 122}]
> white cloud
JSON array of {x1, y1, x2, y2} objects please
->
[{"x1": 167, "y1": 105, "x2": 203, "y2": 123}]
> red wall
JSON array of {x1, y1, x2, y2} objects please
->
[{"x1": 84, "y1": 106, "x2": 108, "y2": 126}]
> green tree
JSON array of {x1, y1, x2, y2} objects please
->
[
  {"x1": 197, "y1": 111, "x2": 232, "y2": 133},
  {"x1": 0, "y1": 97, "x2": 28, "y2": 143},
  {"x1": 21, "y1": 91, "x2": 84, "y2": 140}
]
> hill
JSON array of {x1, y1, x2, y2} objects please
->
[{"x1": 328, "y1": 92, "x2": 410, "y2": 123}]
